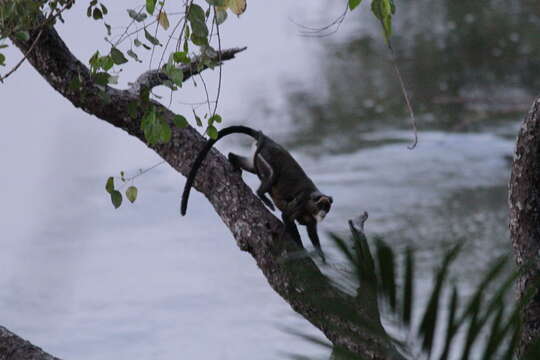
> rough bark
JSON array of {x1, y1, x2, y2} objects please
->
[
  {"x1": 509, "y1": 95, "x2": 540, "y2": 356},
  {"x1": 0, "y1": 326, "x2": 61, "y2": 360},
  {"x1": 128, "y1": 47, "x2": 247, "y2": 95},
  {"x1": 2, "y1": 12, "x2": 403, "y2": 360}
]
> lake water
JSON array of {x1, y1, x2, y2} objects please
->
[{"x1": 0, "y1": 1, "x2": 537, "y2": 359}]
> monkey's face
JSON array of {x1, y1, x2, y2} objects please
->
[{"x1": 312, "y1": 195, "x2": 333, "y2": 223}]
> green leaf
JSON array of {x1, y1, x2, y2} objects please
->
[
  {"x1": 173, "y1": 114, "x2": 188, "y2": 128},
  {"x1": 108, "y1": 75, "x2": 119, "y2": 85},
  {"x1": 127, "y1": 9, "x2": 147, "y2": 22},
  {"x1": 15, "y1": 31, "x2": 30, "y2": 42},
  {"x1": 0, "y1": 53, "x2": 5, "y2": 66},
  {"x1": 92, "y1": 8, "x2": 103, "y2": 20},
  {"x1": 348, "y1": 0, "x2": 362, "y2": 10},
  {"x1": 190, "y1": 33, "x2": 208, "y2": 47},
  {"x1": 402, "y1": 247, "x2": 414, "y2": 326},
  {"x1": 193, "y1": 110, "x2": 203, "y2": 126},
  {"x1": 158, "y1": 10, "x2": 170, "y2": 30},
  {"x1": 93, "y1": 72, "x2": 110, "y2": 86},
  {"x1": 173, "y1": 51, "x2": 190, "y2": 64},
  {"x1": 371, "y1": 0, "x2": 394, "y2": 43},
  {"x1": 127, "y1": 49, "x2": 142, "y2": 63},
  {"x1": 164, "y1": 65, "x2": 183, "y2": 86},
  {"x1": 110, "y1": 47, "x2": 128, "y2": 65},
  {"x1": 146, "y1": 0, "x2": 156, "y2": 15},
  {"x1": 382, "y1": 15, "x2": 392, "y2": 40},
  {"x1": 160, "y1": 120, "x2": 172, "y2": 143},
  {"x1": 207, "y1": 125, "x2": 218, "y2": 139},
  {"x1": 100, "y1": 4, "x2": 108, "y2": 15},
  {"x1": 215, "y1": 9, "x2": 228, "y2": 25},
  {"x1": 439, "y1": 286, "x2": 460, "y2": 360},
  {"x1": 208, "y1": 114, "x2": 222, "y2": 125},
  {"x1": 418, "y1": 243, "x2": 462, "y2": 355},
  {"x1": 188, "y1": 4, "x2": 209, "y2": 45},
  {"x1": 376, "y1": 239, "x2": 396, "y2": 310},
  {"x1": 226, "y1": 0, "x2": 247, "y2": 16},
  {"x1": 144, "y1": 28, "x2": 161, "y2": 46},
  {"x1": 190, "y1": 20, "x2": 209, "y2": 38},
  {"x1": 133, "y1": 38, "x2": 143, "y2": 47},
  {"x1": 126, "y1": 186, "x2": 138, "y2": 203},
  {"x1": 188, "y1": 4, "x2": 206, "y2": 23},
  {"x1": 99, "y1": 55, "x2": 114, "y2": 71},
  {"x1": 205, "y1": 0, "x2": 227, "y2": 5},
  {"x1": 68, "y1": 76, "x2": 81, "y2": 91},
  {"x1": 89, "y1": 50, "x2": 100, "y2": 70},
  {"x1": 105, "y1": 176, "x2": 115, "y2": 193},
  {"x1": 141, "y1": 107, "x2": 161, "y2": 144},
  {"x1": 111, "y1": 190, "x2": 123, "y2": 208}
]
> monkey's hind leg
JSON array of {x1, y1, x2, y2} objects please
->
[
  {"x1": 228, "y1": 153, "x2": 257, "y2": 174},
  {"x1": 254, "y1": 154, "x2": 276, "y2": 211}
]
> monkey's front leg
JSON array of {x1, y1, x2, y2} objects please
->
[
  {"x1": 281, "y1": 213, "x2": 304, "y2": 249},
  {"x1": 307, "y1": 222, "x2": 326, "y2": 263}
]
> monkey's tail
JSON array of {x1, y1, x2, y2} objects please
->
[{"x1": 180, "y1": 126, "x2": 260, "y2": 216}]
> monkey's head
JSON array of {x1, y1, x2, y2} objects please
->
[{"x1": 311, "y1": 193, "x2": 333, "y2": 223}]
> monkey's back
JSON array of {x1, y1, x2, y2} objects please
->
[{"x1": 255, "y1": 137, "x2": 318, "y2": 213}]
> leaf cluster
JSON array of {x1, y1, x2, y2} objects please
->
[
  {"x1": 292, "y1": 221, "x2": 540, "y2": 359},
  {"x1": 105, "y1": 176, "x2": 138, "y2": 209}
]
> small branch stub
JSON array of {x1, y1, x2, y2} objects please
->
[{"x1": 128, "y1": 47, "x2": 247, "y2": 95}]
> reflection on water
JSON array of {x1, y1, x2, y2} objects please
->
[
  {"x1": 280, "y1": 0, "x2": 539, "y2": 151},
  {"x1": 258, "y1": 0, "x2": 537, "y2": 278}
]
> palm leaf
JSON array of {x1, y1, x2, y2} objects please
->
[{"x1": 418, "y1": 243, "x2": 462, "y2": 355}]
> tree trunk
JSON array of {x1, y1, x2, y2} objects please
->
[
  {"x1": 509, "y1": 95, "x2": 540, "y2": 356},
  {"x1": 0, "y1": 9, "x2": 403, "y2": 360},
  {"x1": 0, "y1": 326, "x2": 61, "y2": 360}
]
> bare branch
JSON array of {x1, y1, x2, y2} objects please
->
[{"x1": 128, "y1": 47, "x2": 246, "y2": 95}]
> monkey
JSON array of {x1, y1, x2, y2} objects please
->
[{"x1": 180, "y1": 125, "x2": 333, "y2": 262}]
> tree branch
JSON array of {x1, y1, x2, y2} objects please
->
[
  {"x1": 4, "y1": 17, "x2": 402, "y2": 359},
  {"x1": 128, "y1": 47, "x2": 247, "y2": 95},
  {"x1": 509, "y1": 95, "x2": 540, "y2": 356}
]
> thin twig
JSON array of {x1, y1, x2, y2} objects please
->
[
  {"x1": 149, "y1": 1, "x2": 166, "y2": 70},
  {"x1": 388, "y1": 43, "x2": 418, "y2": 150},
  {"x1": 118, "y1": 18, "x2": 159, "y2": 42},
  {"x1": 176, "y1": 0, "x2": 194, "y2": 52},
  {"x1": 289, "y1": 2, "x2": 348, "y2": 38},
  {"x1": 211, "y1": 10, "x2": 222, "y2": 118},
  {"x1": 159, "y1": 16, "x2": 185, "y2": 68},
  {"x1": 198, "y1": 72, "x2": 212, "y2": 114},
  {"x1": 113, "y1": 5, "x2": 144, "y2": 47},
  {"x1": 0, "y1": 29, "x2": 43, "y2": 82},
  {"x1": 123, "y1": 160, "x2": 166, "y2": 183}
]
